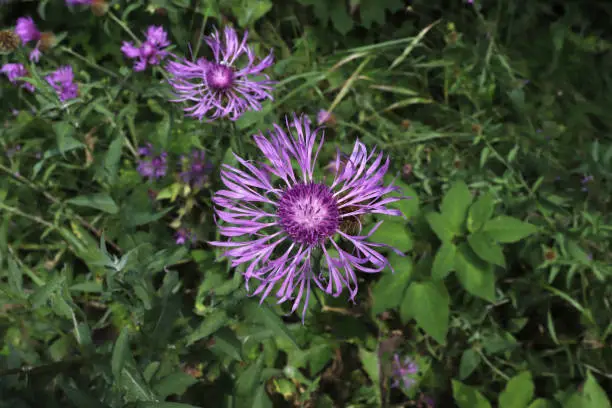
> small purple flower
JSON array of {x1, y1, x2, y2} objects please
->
[
  {"x1": 180, "y1": 150, "x2": 211, "y2": 188},
  {"x1": 45, "y1": 66, "x2": 79, "y2": 102},
  {"x1": 66, "y1": 0, "x2": 92, "y2": 4},
  {"x1": 137, "y1": 143, "x2": 168, "y2": 180},
  {"x1": 6, "y1": 145, "x2": 21, "y2": 158},
  {"x1": 175, "y1": 228, "x2": 196, "y2": 245},
  {"x1": 1, "y1": 63, "x2": 35, "y2": 92},
  {"x1": 15, "y1": 17, "x2": 40, "y2": 44},
  {"x1": 317, "y1": 110, "x2": 336, "y2": 126},
  {"x1": 210, "y1": 114, "x2": 404, "y2": 321},
  {"x1": 391, "y1": 354, "x2": 419, "y2": 389},
  {"x1": 121, "y1": 26, "x2": 170, "y2": 72},
  {"x1": 166, "y1": 26, "x2": 274, "y2": 121}
]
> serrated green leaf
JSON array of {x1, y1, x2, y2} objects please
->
[
  {"x1": 459, "y1": 348, "x2": 481, "y2": 380},
  {"x1": 467, "y1": 193, "x2": 495, "y2": 232},
  {"x1": 68, "y1": 193, "x2": 119, "y2": 214},
  {"x1": 431, "y1": 241, "x2": 456, "y2": 280},
  {"x1": 452, "y1": 380, "x2": 492, "y2": 408},
  {"x1": 454, "y1": 243, "x2": 496, "y2": 302},
  {"x1": 186, "y1": 309, "x2": 229, "y2": 346},
  {"x1": 371, "y1": 255, "x2": 412, "y2": 314},
  {"x1": 102, "y1": 135, "x2": 123, "y2": 186},
  {"x1": 499, "y1": 371, "x2": 535, "y2": 408},
  {"x1": 467, "y1": 231, "x2": 506, "y2": 267},
  {"x1": 400, "y1": 281, "x2": 449, "y2": 345},
  {"x1": 482, "y1": 216, "x2": 538, "y2": 243}
]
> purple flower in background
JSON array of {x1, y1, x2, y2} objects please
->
[
  {"x1": 167, "y1": 26, "x2": 274, "y2": 121},
  {"x1": 66, "y1": 0, "x2": 92, "y2": 4},
  {"x1": 391, "y1": 354, "x2": 419, "y2": 389},
  {"x1": 317, "y1": 109, "x2": 336, "y2": 126},
  {"x1": 175, "y1": 228, "x2": 195, "y2": 245},
  {"x1": 45, "y1": 66, "x2": 79, "y2": 102},
  {"x1": 180, "y1": 150, "x2": 211, "y2": 187},
  {"x1": 137, "y1": 144, "x2": 168, "y2": 180},
  {"x1": 121, "y1": 25, "x2": 170, "y2": 72},
  {"x1": 210, "y1": 114, "x2": 404, "y2": 320},
  {"x1": 5, "y1": 145, "x2": 21, "y2": 158},
  {"x1": 1, "y1": 63, "x2": 35, "y2": 92},
  {"x1": 15, "y1": 17, "x2": 40, "y2": 44}
]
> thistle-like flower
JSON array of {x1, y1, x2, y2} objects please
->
[
  {"x1": 210, "y1": 114, "x2": 404, "y2": 320},
  {"x1": 121, "y1": 25, "x2": 170, "y2": 72},
  {"x1": 391, "y1": 354, "x2": 419, "y2": 389},
  {"x1": 137, "y1": 144, "x2": 168, "y2": 180},
  {"x1": 45, "y1": 66, "x2": 78, "y2": 102},
  {"x1": 166, "y1": 26, "x2": 274, "y2": 121},
  {"x1": 1, "y1": 63, "x2": 35, "y2": 92},
  {"x1": 14, "y1": 16, "x2": 54, "y2": 62}
]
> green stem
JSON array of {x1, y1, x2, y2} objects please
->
[
  {"x1": 59, "y1": 46, "x2": 120, "y2": 79},
  {"x1": 107, "y1": 11, "x2": 141, "y2": 44}
]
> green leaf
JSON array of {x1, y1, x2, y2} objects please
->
[
  {"x1": 389, "y1": 181, "x2": 419, "y2": 219},
  {"x1": 235, "y1": 0, "x2": 273, "y2": 26},
  {"x1": 236, "y1": 354, "x2": 265, "y2": 396},
  {"x1": 211, "y1": 328, "x2": 243, "y2": 361},
  {"x1": 458, "y1": 349, "x2": 481, "y2": 380},
  {"x1": 581, "y1": 372, "x2": 611, "y2": 408},
  {"x1": 467, "y1": 231, "x2": 506, "y2": 267},
  {"x1": 253, "y1": 384, "x2": 274, "y2": 408},
  {"x1": 400, "y1": 281, "x2": 449, "y2": 345},
  {"x1": 68, "y1": 193, "x2": 119, "y2": 214},
  {"x1": 467, "y1": 192, "x2": 495, "y2": 232},
  {"x1": 252, "y1": 303, "x2": 300, "y2": 350},
  {"x1": 482, "y1": 216, "x2": 538, "y2": 243},
  {"x1": 370, "y1": 221, "x2": 412, "y2": 251},
  {"x1": 136, "y1": 404, "x2": 200, "y2": 408},
  {"x1": 431, "y1": 241, "x2": 456, "y2": 280},
  {"x1": 329, "y1": 1, "x2": 354, "y2": 34},
  {"x1": 358, "y1": 347, "x2": 381, "y2": 404},
  {"x1": 371, "y1": 256, "x2": 412, "y2": 314},
  {"x1": 102, "y1": 135, "x2": 123, "y2": 186},
  {"x1": 112, "y1": 327, "x2": 131, "y2": 382},
  {"x1": 452, "y1": 380, "x2": 492, "y2": 408},
  {"x1": 186, "y1": 309, "x2": 229, "y2": 346},
  {"x1": 30, "y1": 275, "x2": 64, "y2": 308},
  {"x1": 359, "y1": 0, "x2": 403, "y2": 28},
  {"x1": 426, "y1": 212, "x2": 455, "y2": 242},
  {"x1": 454, "y1": 243, "x2": 496, "y2": 302},
  {"x1": 153, "y1": 372, "x2": 198, "y2": 399},
  {"x1": 499, "y1": 371, "x2": 535, "y2": 408},
  {"x1": 528, "y1": 399, "x2": 554, "y2": 408},
  {"x1": 440, "y1": 180, "x2": 472, "y2": 232}
]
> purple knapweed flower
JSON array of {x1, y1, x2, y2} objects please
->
[
  {"x1": 210, "y1": 114, "x2": 404, "y2": 320},
  {"x1": 15, "y1": 17, "x2": 40, "y2": 44},
  {"x1": 166, "y1": 26, "x2": 274, "y2": 121},
  {"x1": 180, "y1": 150, "x2": 211, "y2": 188},
  {"x1": 137, "y1": 144, "x2": 168, "y2": 180},
  {"x1": 175, "y1": 228, "x2": 195, "y2": 245},
  {"x1": 121, "y1": 26, "x2": 170, "y2": 72},
  {"x1": 45, "y1": 66, "x2": 79, "y2": 102},
  {"x1": 391, "y1": 354, "x2": 419, "y2": 389},
  {"x1": 1, "y1": 63, "x2": 35, "y2": 92}
]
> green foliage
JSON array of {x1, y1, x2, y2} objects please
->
[{"x1": 1, "y1": 0, "x2": 612, "y2": 407}]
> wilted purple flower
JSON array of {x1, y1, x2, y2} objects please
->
[
  {"x1": 210, "y1": 114, "x2": 404, "y2": 320},
  {"x1": 121, "y1": 26, "x2": 170, "y2": 72},
  {"x1": 137, "y1": 144, "x2": 168, "y2": 180},
  {"x1": 175, "y1": 228, "x2": 195, "y2": 245},
  {"x1": 391, "y1": 354, "x2": 419, "y2": 389},
  {"x1": 1, "y1": 63, "x2": 35, "y2": 92},
  {"x1": 15, "y1": 17, "x2": 40, "y2": 44},
  {"x1": 166, "y1": 27, "x2": 274, "y2": 121},
  {"x1": 45, "y1": 66, "x2": 79, "y2": 102},
  {"x1": 180, "y1": 150, "x2": 211, "y2": 187}
]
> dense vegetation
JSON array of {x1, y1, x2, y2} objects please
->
[{"x1": 1, "y1": 0, "x2": 611, "y2": 407}]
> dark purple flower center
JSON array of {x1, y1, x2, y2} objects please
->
[
  {"x1": 206, "y1": 64, "x2": 234, "y2": 90},
  {"x1": 277, "y1": 183, "x2": 340, "y2": 245}
]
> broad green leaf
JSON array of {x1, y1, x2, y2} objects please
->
[
  {"x1": 401, "y1": 281, "x2": 449, "y2": 345},
  {"x1": 211, "y1": 328, "x2": 243, "y2": 361},
  {"x1": 452, "y1": 380, "x2": 492, "y2": 408},
  {"x1": 235, "y1": 0, "x2": 273, "y2": 26},
  {"x1": 358, "y1": 347, "x2": 381, "y2": 404},
  {"x1": 236, "y1": 354, "x2": 264, "y2": 396},
  {"x1": 458, "y1": 349, "x2": 481, "y2": 380},
  {"x1": 440, "y1": 180, "x2": 472, "y2": 231},
  {"x1": 153, "y1": 372, "x2": 198, "y2": 399},
  {"x1": 68, "y1": 193, "x2": 119, "y2": 214},
  {"x1": 252, "y1": 303, "x2": 300, "y2": 350},
  {"x1": 253, "y1": 384, "x2": 274, "y2": 408},
  {"x1": 112, "y1": 327, "x2": 131, "y2": 381},
  {"x1": 329, "y1": 1, "x2": 354, "y2": 35},
  {"x1": 454, "y1": 243, "x2": 496, "y2": 302},
  {"x1": 467, "y1": 231, "x2": 506, "y2": 267},
  {"x1": 426, "y1": 212, "x2": 455, "y2": 242},
  {"x1": 482, "y1": 216, "x2": 538, "y2": 243},
  {"x1": 186, "y1": 309, "x2": 229, "y2": 346},
  {"x1": 371, "y1": 256, "x2": 412, "y2": 314},
  {"x1": 359, "y1": 0, "x2": 404, "y2": 29},
  {"x1": 467, "y1": 192, "x2": 495, "y2": 232},
  {"x1": 582, "y1": 372, "x2": 611, "y2": 408},
  {"x1": 62, "y1": 385, "x2": 109, "y2": 408},
  {"x1": 431, "y1": 241, "x2": 456, "y2": 280},
  {"x1": 102, "y1": 135, "x2": 123, "y2": 186},
  {"x1": 528, "y1": 399, "x2": 554, "y2": 408},
  {"x1": 370, "y1": 221, "x2": 412, "y2": 251},
  {"x1": 390, "y1": 181, "x2": 419, "y2": 219},
  {"x1": 499, "y1": 371, "x2": 535, "y2": 408}
]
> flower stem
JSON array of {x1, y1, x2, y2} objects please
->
[{"x1": 107, "y1": 11, "x2": 141, "y2": 44}]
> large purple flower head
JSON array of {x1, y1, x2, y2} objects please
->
[
  {"x1": 166, "y1": 27, "x2": 274, "y2": 121},
  {"x1": 137, "y1": 143, "x2": 168, "y2": 180},
  {"x1": 391, "y1": 354, "x2": 419, "y2": 389},
  {"x1": 121, "y1": 25, "x2": 170, "y2": 72},
  {"x1": 1, "y1": 63, "x2": 35, "y2": 92},
  {"x1": 210, "y1": 114, "x2": 404, "y2": 320},
  {"x1": 45, "y1": 66, "x2": 79, "y2": 102}
]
